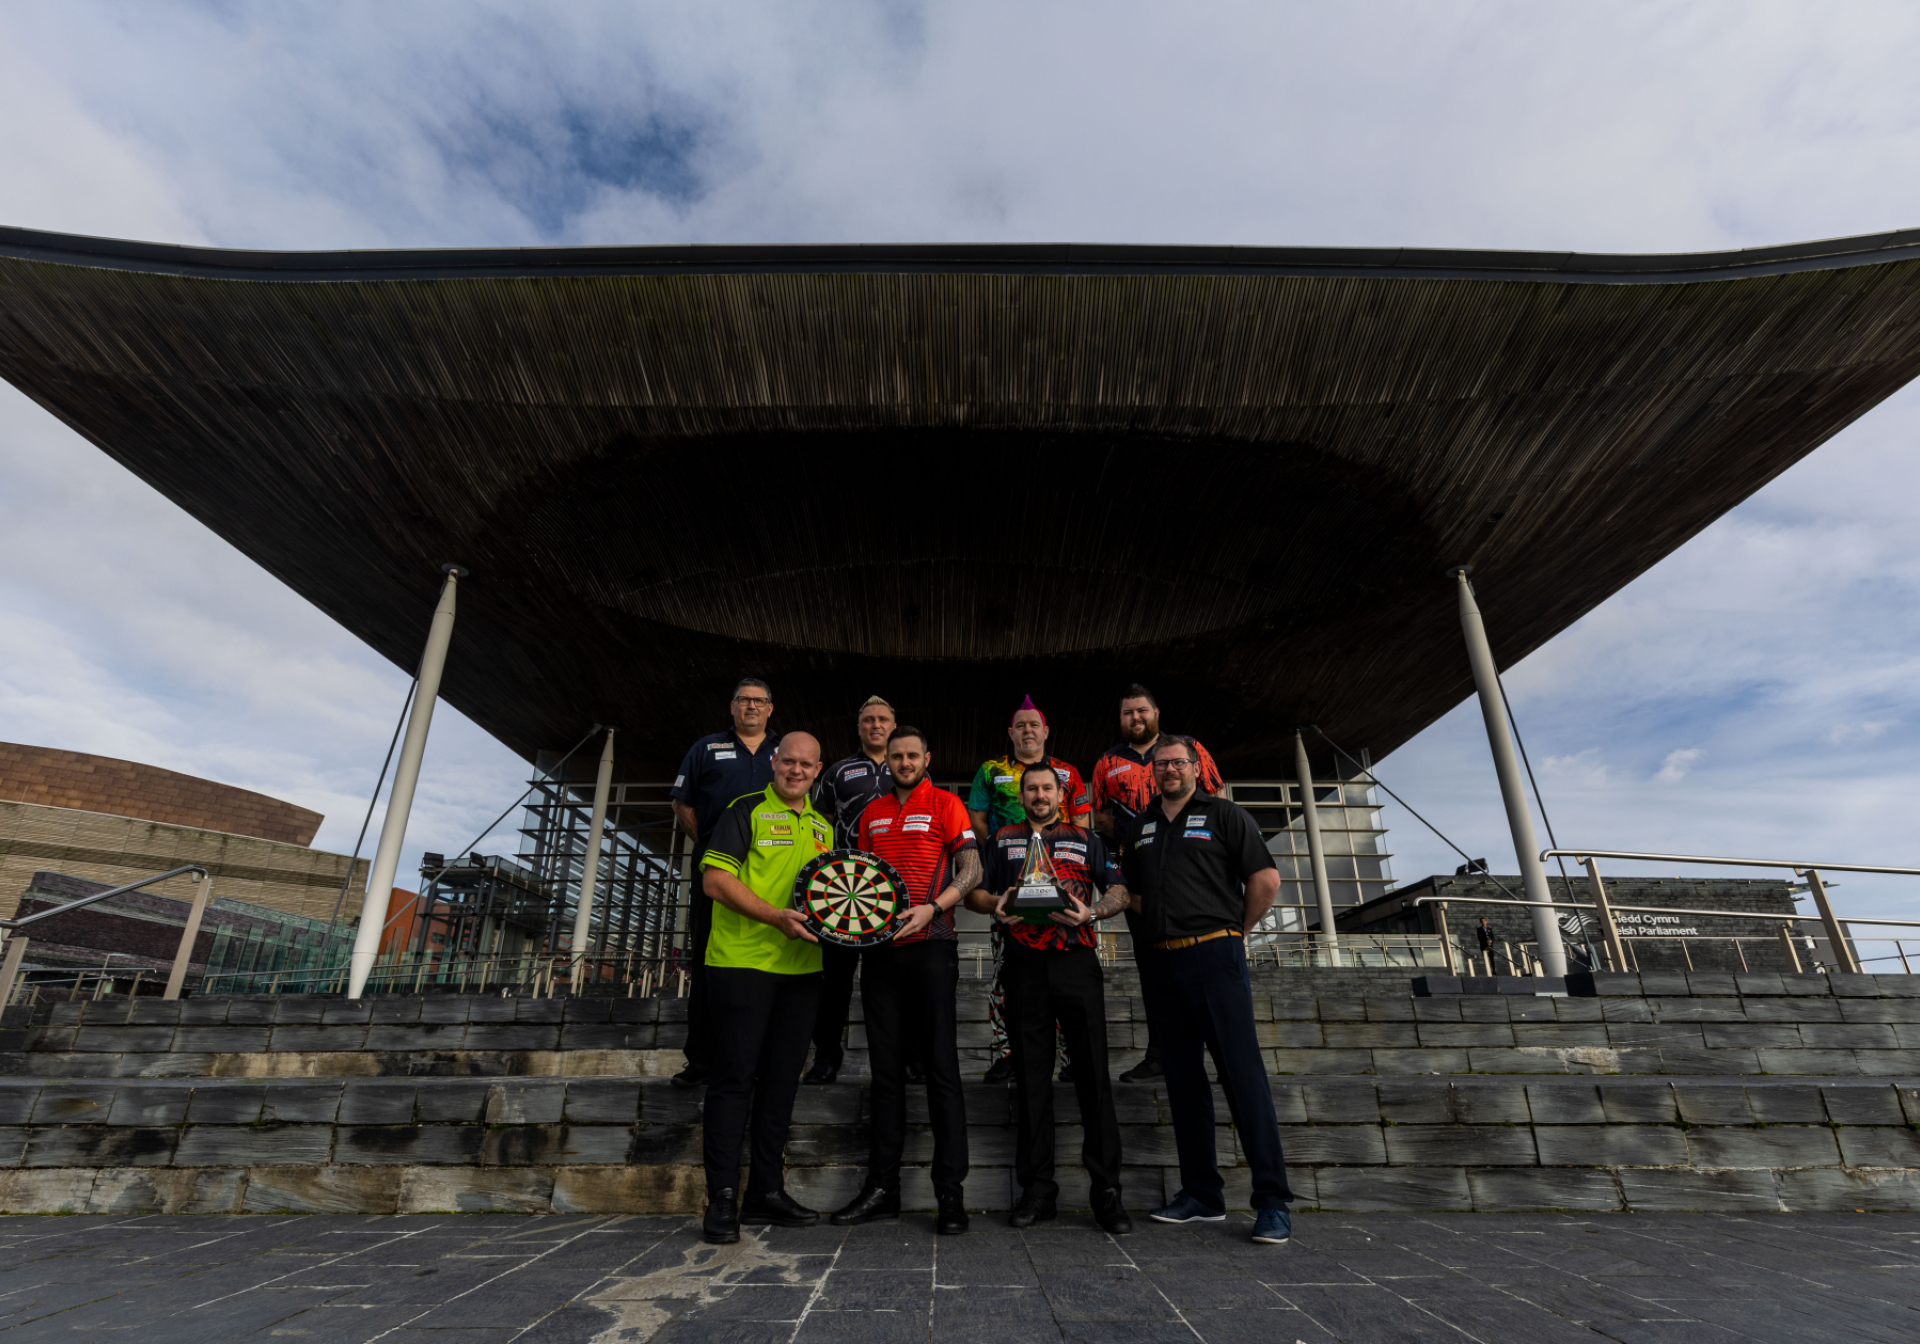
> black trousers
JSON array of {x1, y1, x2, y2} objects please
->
[
  {"x1": 811, "y1": 943, "x2": 860, "y2": 1070},
  {"x1": 682, "y1": 869, "x2": 714, "y2": 1073},
  {"x1": 1003, "y1": 944, "x2": 1121, "y2": 1197},
  {"x1": 1140, "y1": 937, "x2": 1292, "y2": 1212},
  {"x1": 702, "y1": 966, "x2": 822, "y2": 1200},
  {"x1": 860, "y1": 940, "x2": 967, "y2": 1196}
]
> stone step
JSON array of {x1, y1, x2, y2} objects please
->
[{"x1": 0, "y1": 1073, "x2": 1915, "y2": 1216}]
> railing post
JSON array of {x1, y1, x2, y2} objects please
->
[
  {"x1": 1433, "y1": 902, "x2": 1457, "y2": 975},
  {"x1": 1451, "y1": 568, "x2": 1567, "y2": 976},
  {"x1": 1580, "y1": 857, "x2": 1628, "y2": 974},
  {"x1": 1802, "y1": 869, "x2": 1860, "y2": 974},
  {"x1": 164, "y1": 874, "x2": 215, "y2": 1000},
  {"x1": 350, "y1": 565, "x2": 465, "y2": 998},
  {"x1": 0, "y1": 936, "x2": 30, "y2": 1008},
  {"x1": 570, "y1": 728, "x2": 617, "y2": 992},
  {"x1": 1293, "y1": 730, "x2": 1341, "y2": 967}
]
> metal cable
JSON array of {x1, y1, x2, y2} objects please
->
[
  {"x1": 1492, "y1": 669, "x2": 1599, "y2": 969},
  {"x1": 320, "y1": 675, "x2": 418, "y2": 950},
  {"x1": 1308, "y1": 725, "x2": 1525, "y2": 905}
]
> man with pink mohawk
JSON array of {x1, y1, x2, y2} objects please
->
[{"x1": 967, "y1": 695, "x2": 1091, "y2": 1085}]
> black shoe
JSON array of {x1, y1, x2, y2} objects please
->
[
  {"x1": 983, "y1": 1055, "x2": 1013, "y2": 1084},
  {"x1": 1118, "y1": 1049, "x2": 1162, "y2": 1083},
  {"x1": 671, "y1": 1066, "x2": 709, "y2": 1089},
  {"x1": 703, "y1": 1188, "x2": 739, "y2": 1244},
  {"x1": 741, "y1": 1190, "x2": 819, "y2": 1228},
  {"x1": 905, "y1": 1061, "x2": 927, "y2": 1084},
  {"x1": 937, "y1": 1190, "x2": 970, "y2": 1235},
  {"x1": 830, "y1": 1184, "x2": 900, "y2": 1226},
  {"x1": 1092, "y1": 1188, "x2": 1132, "y2": 1235},
  {"x1": 1007, "y1": 1188, "x2": 1057, "y2": 1229},
  {"x1": 801, "y1": 1060, "x2": 839, "y2": 1085},
  {"x1": 1057, "y1": 1063, "x2": 1079, "y2": 1084}
]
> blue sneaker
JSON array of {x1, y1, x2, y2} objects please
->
[
  {"x1": 1149, "y1": 1191, "x2": 1226, "y2": 1224},
  {"x1": 1251, "y1": 1208, "x2": 1291, "y2": 1244}
]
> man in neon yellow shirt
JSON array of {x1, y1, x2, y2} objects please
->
[{"x1": 697, "y1": 731, "x2": 832, "y2": 1244}]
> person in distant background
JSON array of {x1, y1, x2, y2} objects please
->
[
  {"x1": 967, "y1": 696, "x2": 1090, "y2": 1085},
  {"x1": 1088, "y1": 684, "x2": 1224, "y2": 1083},
  {"x1": 804, "y1": 695, "x2": 899, "y2": 1084},
  {"x1": 668, "y1": 678, "x2": 780, "y2": 1088}
]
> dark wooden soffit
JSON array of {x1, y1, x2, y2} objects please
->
[{"x1": 2, "y1": 228, "x2": 1919, "y2": 777}]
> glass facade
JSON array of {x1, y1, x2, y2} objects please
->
[{"x1": 1227, "y1": 777, "x2": 1395, "y2": 937}]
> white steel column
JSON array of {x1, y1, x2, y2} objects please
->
[
  {"x1": 163, "y1": 874, "x2": 215, "y2": 1000},
  {"x1": 570, "y1": 728, "x2": 616, "y2": 991},
  {"x1": 1293, "y1": 730, "x2": 1341, "y2": 967},
  {"x1": 348, "y1": 566, "x2": 464, "y2": 998},
  {"x1": 1451, "y1": 568, "x2": 1568, "y2": 977}
]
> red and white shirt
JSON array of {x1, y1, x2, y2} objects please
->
[{"x1": 857, "y1": 777, "x2": 978, "y2": 945}]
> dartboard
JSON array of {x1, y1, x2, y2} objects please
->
[{"x1": 795, "y1": 849, "x2": 906, "y2": 947}]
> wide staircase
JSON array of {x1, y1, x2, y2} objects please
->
[{"x1": 0, "y1": 967, "x2": 1916, "y2": 1215}]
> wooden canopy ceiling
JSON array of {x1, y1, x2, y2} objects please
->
[{"x1": 4, "y1": 226, "x2": 1920, "y2": 778}]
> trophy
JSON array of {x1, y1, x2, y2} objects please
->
[{"x1": 1008, "y1": 834, "x2": 1070, "y2": 924}]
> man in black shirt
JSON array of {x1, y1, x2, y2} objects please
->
[
  {"x1": 1117, "y1": 735, "x2": 1294, "y2": 1246},
  {"x1": 803, "y1": 695, "x2": 897, "y2": 1083},
  {"x1": 668, "y1": 678, "x2": 781, "y2": 1087}
]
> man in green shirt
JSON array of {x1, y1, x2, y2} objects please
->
[{"x1": 697, "y1": 731, "x2": 832, "y2": 1244}]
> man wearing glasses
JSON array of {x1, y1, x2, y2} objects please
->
[
  {"x1": 1116, "y1": 735, "x2": 1294, "y2": 1246},
  {"x1": 669, "y1": 678, "x2": 780, "y2": 1088}
]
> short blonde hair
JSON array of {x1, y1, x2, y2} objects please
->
[{"x1": 858, "y1": 695, "x2": 895, "y2": 713}]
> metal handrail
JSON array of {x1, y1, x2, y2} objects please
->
[
  {"x1": 0, "y1": 865, "x2": 209, "y2": 931},
  {"x1": 1538, "y1": 848, "x2": 1920, "y2": 878},
  {"x1": 1410, "y1": 894, "x2": 1920, "y2": 928}
]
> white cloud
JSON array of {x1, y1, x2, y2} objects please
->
[{"x1": 1655, "y1": 748, "x2": 1703, "y2": 784}]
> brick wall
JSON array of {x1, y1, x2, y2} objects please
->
[{"x1": 0, "y1": 743, "x2": 321, "y2": 846}]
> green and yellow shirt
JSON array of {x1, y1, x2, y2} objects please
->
[{"x1": 698, "y1": 785, "x2": 833, "y2": 975}]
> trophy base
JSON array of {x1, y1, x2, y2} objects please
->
[{"x1": 1010, "y1": 885, "x2": 1068, "y2": 925}]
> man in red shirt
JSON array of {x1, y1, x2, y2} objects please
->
[
  {"x1": 830, "y1": 725, "x2": 981, "y2": 1235},
  {"x1": 1089, "y1": 683, "x2": 1226, "y2": 1083}
]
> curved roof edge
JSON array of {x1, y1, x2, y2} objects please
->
[{"x1": 4, "y1": 224, "x2": 1920, "y2": 286}]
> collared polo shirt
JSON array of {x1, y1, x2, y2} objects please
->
[
  {"x1": 671, "y1": 730, "x2": 781, "y2": 846},
  {"x1": 1117, "y1": 791, "x2": 1275, "y2": 942},
  {"x1": 814, "y1": 752, "x2": 893, "y2": 848},
  {"x1": 699, "y1": 785, "x2": 832, "y2": 975},
  {"x1": 982, "y1": 820, "x2": 1124, "y2": 954},
  {"x1": 966, "y1": 755, "x2": 1090, "y2": 833},
  {"x1": 856, "y1": 777, "x2": 977, "y2": 945},
  {"x1": 1088, "y1": 735, "x2": 1225, "y2": 825}
]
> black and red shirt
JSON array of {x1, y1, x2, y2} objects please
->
[
  {"x1": 982, "y1": 821, "x2": 1124, "y2": 954},
  {"x1": 857, "y1": 777, "x2": 978, "y2": 945},
  {"x1": 1089, "y1": 735, "x2": 1225, "y2": 825}
]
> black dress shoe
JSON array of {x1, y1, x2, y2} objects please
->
[
  {"x1": 830, "y1": 1184, "x2": 900, "y2": 1226},
  {"x1": 936, "y1": 1190, "x2": 970, "y2": 1235},
  {"x1": 983, "y1": 1055, "x2": 1013, "y2": 1084},
  {"x1": 1007, "y1": 1188, "x2": 1057, "y2": 1229},
  {"x1": 741, "y1": 1190, "x2": 819, "y2": 1228},
  {"x1": 703, "y1": 1188, "x2": 740, "y2": 1244},
  {"x1": 670, "y1": 1066, "x2": 709, "y2": 1089},
  {"x1": 1092, "y1": 1188, "x2": 1132, "y2": 1235},
  {"x1": 905, "y1": 1061, "x2": 927, "y2": 1084},
  {"x1": 1057, "y1": 1063, "x2": 1079, "y2": 1084},
  {"x1": 1118, "y1": 1049, "x2": 1162, "y2": 1083},
  {"x1": 801, "y1": 1060, "x2": 839, "y2": 1084}
]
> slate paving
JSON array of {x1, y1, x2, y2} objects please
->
[{"x1": 0, "y1": 1212, "x2": 1914, "y2": 1343}]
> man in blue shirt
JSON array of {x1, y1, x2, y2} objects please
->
[{"x1": 669, "y1": 677, "x2": 780, "y2": 1087}]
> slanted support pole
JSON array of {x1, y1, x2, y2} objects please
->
[
  {"x1": 163, "y1": 874, "x2": 215, "y2": 1000},
  {"x1": 349, "y1": 565, "x2": 465, "y2": 999},
  {"x1": 1451, "y1": 567, "x2": 1567, "y2": 978},
  {"x1": 1433, "y1": 902, "x2": 1456, "y2": 975},
  {"x1": 570, "y1": 728, "x2": 617, "y2": 992},
  {"x1": 0, "y1": 936, "x2": 29, "y2": 1008},
  {"x1": 1580, "y1": 857, "x2": 1628, "y2": 973},
  {"x1": 1802, "y1": 869, "x2": 1859, "y2": 974},
  {"x1": 1293, "y1": 729, "x2": 1340, "y2": 967}
]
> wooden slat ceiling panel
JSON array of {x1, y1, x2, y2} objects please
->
[{"x1": 2, "y1": 238, "x2": 1920, "y2": 777}]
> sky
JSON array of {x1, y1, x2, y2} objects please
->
[{"x1": 1, "y1": 1, "x2": 1918, "y2": 942}]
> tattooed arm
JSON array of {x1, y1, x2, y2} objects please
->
[
  {"x1": 1091, "y1": 883, "x2": 1130, "y2": 921},
  {"x1": 939, "y1": 847, "x2": 983, "y2": 913}
]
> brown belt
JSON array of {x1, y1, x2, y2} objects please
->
[{"x1": 1153, "y1": 928, "x2": 1243, "y2": 951}]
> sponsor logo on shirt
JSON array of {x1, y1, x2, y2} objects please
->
[
  {"x1": 1056, "y1": 840, "x2": 1087, "y2": 855},
  {"x1": 770, "y1": 823, "x2": 793, "y2": 835},
  {"x1": 868, "y1": 818, "x2": 894, "y2": 833},
  {"x1": 757, "y1": 837, "x2": 794, "y2": 847},
  {"x1": 845, "y1": 765, "x2": 869, "y2": 777},
  {"x1": 1141, "y1": 822, "x2": 1157, "y2": 835},
  {"x1": 674, "y1": 774, "x2": 686, "y2": 787},
  {"x1": 960, "y1": 828, "x2": 975, "y2": 840},
  {"x1": 712, "y1": 751, "x2": 737, "y2": 760},
  {"x1": 903, "y1": 821, "x2": 931, "y2": 833},
  {"x1": 993, "y1": 775, "x2": 1015, "y2": 786}
]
